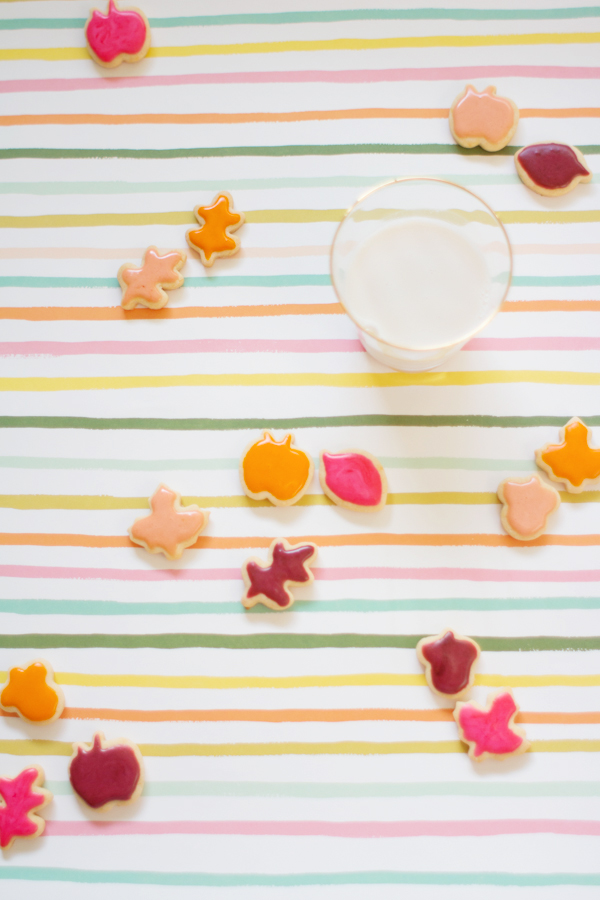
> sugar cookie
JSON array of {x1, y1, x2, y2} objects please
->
[
  {"x1": 118, "y1": 246, "x2": 186, "y2": 310},
  {"x1": 319, "y1": 449, "x2": 387, "y2": 512},
  {"x1": 454, "y1": 689, "x2": 530, "y2": 762},
  {"x1": 242, "y1": 539, "x2": 318, "y2": 611},
  {"x1": 70, "y1": 732, "x2": 144, "y2": 812},
  {"x1": 515, "y1": 142, "x2": 591, "y2": 197},
  {"x1": 85, "y1": 0, "x2": 150, "y2": 68},
  {"x1": 129, "y1": 484, "x2": 209, "y2": 559},
  {"x1": 416, "y1": 629, "x2": 480, "y2": 700},
  {"x1": 449, "y1": 85, "x2": 518, "y2": 152},
  {"x1": 0, "y1": 658, "x2": 64, "y2": 725},
  {"x1": 240, "y1": 432, "x2": 313, "y2": 507},
  {"x1": 535, "y1": 417, "x2": 600, "y2": 493},
  {"x1": 0, "y1": 766, "x2": 52, "y2": 850},
  {"x1": 497, "y1": 474, "x2": 560, "y2": 541},
  {"x1": 186, "y1": 191, "x2": 244, "y2": 267}
]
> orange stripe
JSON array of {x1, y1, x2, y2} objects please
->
[
  {"x1": 0, "y1": 303, "x2": 344, "y2": 322},
  {"x1": 503, "y1": 300, "x2": 600, "y2": 312}
]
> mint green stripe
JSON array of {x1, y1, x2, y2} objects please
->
[
  {"x1": 0, "y1": 275, "x2": 330, "y2": 289},
  {"x1": 0, "y1": 869, "x2": 598, "y2": 887},
  {"x1": 513, "y1": 275, "x2": 600, "y2": 287}
]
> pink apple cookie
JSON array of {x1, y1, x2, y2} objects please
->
[
  {"x1": 240, "y1": 432, "x2": 313, "y2": 507},
  {"x1": 416, "y1": 629, "x2": 480, "y2": 700},
  {"x1": 0, "y1": 658, "x2": 64, "y2": 725},
  {"x1": 118, "y1": 246, "x2": 186, "y2": 310},
  {"x1": 535, "y1": 417, "x2": 600, "y2": 493},
  {"x1": 187, "y1": 192, "x2": 245, "y2": 267},
  {"x1": 129, "y1": 484, "x2": 209, "y2": 560},
  {"x1": 454, "y1": 689, "x2": 530, "y2": 762},
  {"x1": 449, "y1": 85, "x2": 519, "y2": 152},
  {"x1": 0, "y1": 766, "x2": 52, "y2": 850},
  {"x1": 497, "y1": 474, "x2": 560, "y2": 541},
  {"x1": 319, "y1": 450, "x2": 388, "y2": 512},
  {"x1": 515, "y1": 142, "x2": 592, "y2": 197},
  {"x1": 85, "y1": 0, "x2": 151, "y2": 68},
  {"x1": 70, "y1": 732, "x2": 144, "y2": 812},
  {"x1": 242, "y1": 539, "x2": 318, "y2": 611}
]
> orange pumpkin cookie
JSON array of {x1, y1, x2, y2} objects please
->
[
  {"x1": 0, "y1": 659, "x2": 64, "y2": 725},
  {"x1": 186, "y1": 191, "x2": 244, "y2": 267},
  {"x1": 535, "y1": 417, "x2": 600, "y2": 493},
  {"x1": 240, "y1": 432, "x2": 314, "y2": 507},
  {"x1": 449, "y1": 85, "x2": 519, "y2": 152},
  {"x1": 118, "y1": 246, "x2": 186, "y2": 310},
  {"x1": 129, "y1": 484, "x2": 209, "y2": 559},
  {"x1": 497, "y1": 474, "x2": 560, "y2": 541}
]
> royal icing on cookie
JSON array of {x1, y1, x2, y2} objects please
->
[
  {"x1": 186, "y1": 192, "x2": 244, "y2": 267},
  {"x1": 449, "y1": 85, "x2": 519, "y2": 152},
  {"x1": 240, "y1": 432, "x2": 313, "y2": 507},
  {"x1": 85, "y1": 0, "x2": 150, "y2": 68},
  {"x1": 535, "y1": 417, "x2": 600, "y2": 493},
  {"x1": 0, "y1": 659, "x2": 64, "y2": 725},
  {"x1": 242, "y1": 539, "x2": 318, "y2": 611},
  {"x1": 497, "y1": 474, "x2": 560, "y2": 541},
  {"x1": 0, "y1": 766, "x2": 52, "y2": 850},
  {"x1": 416, "y1": 630, "x2": 480, "y2": 700},
  {"x1": 128, "y1": 484, "x2": 209, "y2": 559},
  {"x1": 118, "y1": 246, "x2": 186, "y2": 310},
  {"x1": 454, "y1": 689, "x2": 530, "y2": 761},
  {"x1": 69, "y1": 733, "x2": 144, "y2": 812},
  {"x1": 515, "y1": 143, "x2": 592, "y2": 197},
  {"x1": 319, "y1": 450, "x2": 387, "y2": 512}
]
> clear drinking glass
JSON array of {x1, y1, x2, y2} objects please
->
[{"x1": 330, "y1": 178, "x2": 512, "y2": 371}]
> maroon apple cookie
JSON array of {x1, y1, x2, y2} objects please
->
[{"x1": 69, "y1": 732, "x2": 144, "y2": 812}]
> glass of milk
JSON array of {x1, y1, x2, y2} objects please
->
[{"x1": 330, "y1": 178, "x2": 512, "y2": 371}]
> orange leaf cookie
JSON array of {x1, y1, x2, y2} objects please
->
[
  {"x1": 240, "y1": 432, "x2": 314, "y2": 506},
  {"x1": 128, "y1": 484, "x2": 209, "y2": 559},
  {"x1": 186, "y1": 191, "x2": 244, "y2": 267},
  {"x1": 535, "y1": 417, "x2": 600, "y2": 493},
  {"x1": 242, "y1": 539, "x2": 318, "y2": 611},
  {"x1": 118, "y1": 246, "x2": 186, "y2": 310},
  {"x1": 0, "y1": 766, "x2": 52, "y2": 850},
  {"x1": 497, "y1": 474, "x2": 560, "y2": 541},
  {"x1": 454, "y1": 689, "x2": 530, "y2": 762},
  {"x1": 449, "y1": 84, "x2": 519, "y2": 152},
  {"x1": 0, "y1": 659, "x2": 64, "y2": 725}
]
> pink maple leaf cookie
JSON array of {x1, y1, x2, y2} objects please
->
[
  {"x1": 497, "y1": 474, "x2": 560, "y2": 541},
  {"x1": 85, "y1": 0, "x2": 151, "y2": 68},
  {"x1": 129, "y1": 484, "x2": 209, "y2": 560},
  {"x1": 0, "y1": 766, "x2": 52, "y2": 850},
  {"x1": 449, "y1": 85, "x2": 519, "y2": 152},
  {"x1": 416, "y1": 629, "x2": 480, "y2": 700},
  {"x1": 242, "y1": 539, "x2": 318, "y2": 611},
  {"x1": 118, "y1": 246, "x2": 186, "y2": 310},
  {"x1": 70, "y1": 732, "x2": 144, "y2": 812},
  {"x1": 454, "y1": 689, "x2": 530, "y2": 762}
]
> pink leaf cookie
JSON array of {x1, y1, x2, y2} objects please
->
[
  {"x1": 449, "y1": 85, "x2": 519, "y2": 152},
  {"x1": 497, "y1": 474, "x2": 560, "y2": 541},
  {"x1": 129, "y1": 484, "x2": 209, "y2": 560},
  {"x1": 85, "y1": 0, "x2": 151, "y2": 68},
  {"x1": 454, "y1": 689, "x2": 530, "y2": 762},
  {"x1": 0, "y1": 766, "x2": 52, "y2": 850},
  {"x1": 416, "y1": 629, "x2": 480, "y2": 700},
  {"x1": 319, "y1": 450, "x2": 388, "y2": 512},
  {"x1": 242, "y1": 539, "x2": 318, "y2": 611},
  {"x1": 69, "y1": 732, "x2": 144, "y2": 812},
  {"x1": 118, "y1": 247, "x2": 186, "y2": 310},
  {"x1": 515, "y1": 142, "x2": 592, "y2": 197}
]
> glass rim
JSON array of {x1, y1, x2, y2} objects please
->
[{"x1": 329, "y1": 176, "x2": 513, "y2": 353}]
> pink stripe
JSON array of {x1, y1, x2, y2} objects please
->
[
  {"x1": 2, "y1": 66, "x2": 599, "y2": 94},
  {"x1": 44, "y1": 819, "x2": 600, "y2": 838},
  {"x1": 1, "y1": 565, "x2": 599, "y2": 583},
  {"x1": 465, "y1": 337, "x2": 600, "y2": 351},
  {"x1": 0, "y1": 339, "x2": 364, "y2": 357}
]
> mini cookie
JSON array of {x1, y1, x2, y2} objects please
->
[
  {"x1": 0, "y1": 766, "x2": 52, "y2": 850},
  {"x1": 242, "y1": 539, "x2": 318, "y2": 611},
  {"x1": 454, "y1": 689, "x2": 530, "y2": 762},
  {"x1": 69, "y1": 732, "x2": 144, "y2": 812},
  {"x1": 449, "y1": 84, "x2": 519, "y2": 152},
  {"x1": 118, "y1": 246, "x2": 186, "y2": 310},
  {"x1": 497, "y1": 474, "x2": 560, "y2": 541},
  {"x1": 85, "y1": 0, "x2": 151, "y2": 68},
  {"x1": 240, "y1": 432, "x2": 313, "y2": 507},
  {"x1": 319, "y1": 449, "x2": 387, "y2": 512},
  {"x1": 129, "y1": 484, "x2": 209, "y2": 559},
  {"x1": 186, "y1": 192, "x2": 245, "y2": 267},
  {"x1": 535, "y1": 417, "x2": 600, "y2": 493},
  {"x1": 416, "y1": 630, "x2": 480, "y2": 700},
  {"x1": 515, "y1": 142, "x2": 591, "y2": 197},
  {"x1": 0, "y1": 659, "x2": 64, "y2": 725}
]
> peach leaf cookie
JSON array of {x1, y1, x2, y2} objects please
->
[
  {"x1": 186, "y1": 191, "x2": 245, "y2": 267},
  {"x1": 320, "y1": 449, "x2": 387, "y2": 512},
  {"x1": 129, "y1": 484, "x2": 209, "y2": 560},
  {"x1": 449, "y1": 85, "x2": 519, "y2": 152},
  {"x1": 69, "y1": 732, "x2": 144, "y2": 812},
  {"x1": 497, "y1": 474, "x2": 560, "y2": 541},
  {"x1": 242, "y1": 539, "x2": 318, "y2": 611},
  {"x1": 118, "y1": 246, "x2": 186, "y2": 310},
  {"x1": 454, "y1": 689, "x2": 530, "y2": 762},
  {"x1": 416, "y1": 630, "x2": 480, "y2": 700},
  {"x1": 240, "y1": 431, "x2": 313, "y2": 507},
  {"x1": 535, "y1": 417, "x2": 600, "y2": 493},
  {"x1": 85, "y1": 0, "x2": 151, "y2": 68},
  {"x1": 0, "y1": 658, "x2": 64, "y2": 725},
  {"x1": 515, "y1": 142, "x2": 591, "y2": 197},
  {"x1": 0, "y1": 766, "x2": 52, "y2": 850}
]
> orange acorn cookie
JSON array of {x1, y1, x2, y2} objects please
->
[
  {"x1": 535, "y1": 417, "x2": 600, "y2": 493},
  {"x1": 242, "y1": 539, "x2": 318, "y2": 611},
  {"x1": 69, "y1": 732, "x2": 144, "y2": 812},
  {"x1": 0, "y1": 766, "x2": 52, "y2": 850},
  {"x1": 515, "y1": 142, "x2": 591, "y2": 197},
  {"x1": 319, "y1": 450, "x2": 387, "y2": 512},
  {"x1": 240, "y1": 432, "x2": 313, "y2": 507},
  {"x1": 454, "y1": 689, "x2": 530, "y2": 762},
  {"x1": 186, "y1": 191, "x2": 244, "y2": 267},
  {"x1": 497, "y1": 474, "x2": 560, "y2": 541},
  {"x1": 85, "y1": 0, "x2": 151, "y2": 68},
  {"x1": 118, "y1": 246, "x2": 186, "y2": 310},
  {"x1": 416, "y1": 629, "x2": 480, "y2": 700},
  {"x1": 449, "y1": 85, "x2": 519, "y2": 152},
  {"x1": 0, "y1": 659, "x2": 64, "y2": 725},
  {"x1": 129, "y1": 484, "x2": 209, "y2": 559}
]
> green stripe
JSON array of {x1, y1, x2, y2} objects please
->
[
  {"x1": 0, "y1": 633, "x2": 597, "y2": 651},
  {"x1": 1, "y1": 415, "x2": 596, "y2": 431},
  {"x1": 0, "y1": 275, "x2": 330, "y2": 289},
  {"x1": 0, "y1": 869, "x2": 598, "y2": 887}
]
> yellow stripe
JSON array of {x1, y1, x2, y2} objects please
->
[
  {"x1": 1, "y1": 371, "x2": 600, "y2": 392},
  {"x1": 1, "y1": 33, "x2": 599, "y2": 62}
]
